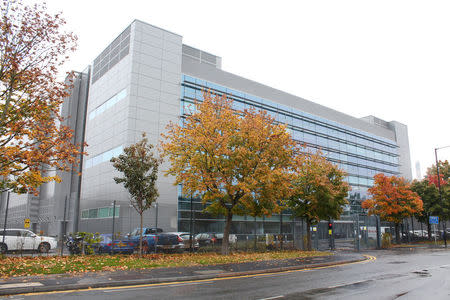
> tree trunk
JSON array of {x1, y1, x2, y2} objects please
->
[
  {"x1": 306, "y1": 220, "x2": 312, "y2": 251},
  {"x1": 222, "y1": 213, "x2": 233, "y2": 255},
  {"x1": 395, "y1": 223, "x2": 401, "y2": 244},
  {"x1": 139, "y1": 212, "x2": 143, "y2": 257},
  {"x1": 427, "y1": 220, "x2": 432, "y2": 240}
]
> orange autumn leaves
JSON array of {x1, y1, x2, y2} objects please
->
[
  {"x1": 362, "y1": 174, "x2": 423, "y2": 223},
  {"x1": 0, "y1": 1, "x2": 82, "y2": 194},
  {"x1": 162, "y1": 93, "x2": 296, "y2": 220},
  {"x1": 161, "y1": 91, "x2": 351, "y2": 253}
]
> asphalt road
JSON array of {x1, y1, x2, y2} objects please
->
[{"x1": 4, "y1": 248, "x2": 450, "y2": 300}]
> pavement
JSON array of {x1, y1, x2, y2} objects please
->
[{"x1": 0, "y1": 251, "x2": 367, "y2": 296}]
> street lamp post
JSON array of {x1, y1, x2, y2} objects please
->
[
  {"x1": 280, "y1": 210, "x2": 283, "y2": 250},
  {"x1": 128, "y1": 204, "x2": 133, "y2": 234},
  {"x1": 154, "y1": 202, "x2": 158, "y2": 228},
  {"x1": 60, "y1": 195, "x2": 68, "y2": 256},
  {"x1": 111, "y1": 200, "x2": 116, "y2": 254},
  {"x1": 2, "y1": 191, "x2": 10, "y2": 247},
  {"x1": 435, "y1": 145, "x2": 450, "y2": 248},
  {"x1": 190, "y1": 196, "x2": 193, "y2": 253}
]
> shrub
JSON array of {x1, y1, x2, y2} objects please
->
[
  {"x1": 381, "y1": 233, "x2": 392, "y2": 248},
  {"x1": 69, "y1": 232, "x2": 101, "y2": 255}
]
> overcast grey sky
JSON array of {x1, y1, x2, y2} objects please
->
[{"x1": 38, "y1": 0, "x2": 450, "y2": 179}]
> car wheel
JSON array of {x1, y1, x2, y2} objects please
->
[
  {"x1": 38, "y1": 243, "x2": 50, "y2": 253},
  {"x1": 0, "y1": 243, "x2": 7, "y2": 254}
]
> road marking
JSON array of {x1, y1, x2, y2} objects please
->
[
  {"x1": 327, "y1": 279, "x2": 372, "y2": 289},
  {"x1": 0, "y1": 282, "x2": 42, "y2": 289},
  {"x1": 257, "y1": 295, "x2": 284, "y2": 300},
  {"x1": 10, "y1": 255, "x2": 376, "y2": 297},
  {"x1": 103, "y1": 281, "x2": 213, "y2": 293}
]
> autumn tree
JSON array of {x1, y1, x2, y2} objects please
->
[
  {"x1": 413, "y1": 160, "x2": 450, "y2": 237},
  {"x1": 0, "y1": 0, "x2": 81, "y2": 194},
  {"x1": 427, "y1": 160, "x2": 450, "y2": 182},
  {"x1": 111, "y1": 134, "x2": 160, "y2": 257},
  {"x1": 362, "y1": 174, "x2": 423, "y2": 244},
  {"x1": 427, "y1": 160, "x2": 450, "y2": 215},
  {"x1": 287, "y1": 149, "x2": 349, "y2": 250},
  {"x1": 161, "y1": 91, "x2": 295, "y2": 254},
  {"x1": 411, "y1": 179, "x2": 441, "y2": 239}
]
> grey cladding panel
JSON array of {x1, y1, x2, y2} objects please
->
[
  {"x1": 182, "y1": 44, "x2": 201, "y2": 58},
  {"x1": 92, "y1": 25, "x2": 131, "y2": 84}
]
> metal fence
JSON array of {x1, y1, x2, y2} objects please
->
[{"x1": 62, "y1": 214, "x2": 449, "y2": 255}]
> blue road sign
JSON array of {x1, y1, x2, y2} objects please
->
[{"x1": 429, "y1": 216, "x2": 439, "y2": 224}]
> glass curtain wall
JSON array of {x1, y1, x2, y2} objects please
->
[{"x1": 178, "y1": 75, "x2": 400, "y2": 234}]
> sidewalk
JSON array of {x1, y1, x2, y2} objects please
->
[{"x1": 0, "y1": 252, "x2": 367, "y2": 296}]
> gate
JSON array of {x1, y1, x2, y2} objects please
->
[{"x1": 310, "y1": 215, "x2": 380, "y2": 251}]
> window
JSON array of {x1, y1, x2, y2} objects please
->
[
  {"x1": 4, "y1": 230, "x2": 21, "y2": 236},
  {"x1": 89, "y1": 88, "x2": 127, "y2": 120},
  {"x1": 109, "y1": 206, "x2": 120, "y2": 217},
  {"x1": 349, "y1": 176, "x2": 359, "y2": 185},
  {"x1": 84, "y1": 145, "x2": 123, "y2": 169},
  {"x1": 88, "y1": 209, "x2": 98, "y2": 219},
  {"x1": 98, "y1": 207, "x2": 109, "y2": 218},
  {"x1": 359, "y1": 178, "x2": 369, "y2": 186},
  {"x1": 81, "y1": 205, "x2": 120, "y2": 219}
]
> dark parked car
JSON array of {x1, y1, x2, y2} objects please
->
[
  {"x1": 195, "y1": 233, "x2": 223, "y2": 246},
  {"x1": 128, "y1": 227, "x2": 163, "y2": 237},
  {"x1": 96, "y1": 234, "x2": 136, "y2": 254},
  {"x1": 167, "y1": 232, "x2": 199, "y2": 251},
  {"x1": 127, "y1": 228, "x2": 182, "y2": 253},
  {"x1": 155, "y1": 233, "x2": 184, "y2": 253}
]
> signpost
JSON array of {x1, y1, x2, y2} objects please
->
[
  {"x1": 429, "y1": 216, "x2": 439, "y2": 225},
  {"x1": 429, "y1": 216, "x2": 439, "y2": 246},
  {"x1": 24, "y1": 218, "x2": 30, "y2": 229}
]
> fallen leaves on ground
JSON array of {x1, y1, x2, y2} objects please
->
[{"x1": 0, "y1": 250, "x2": 331, "y2": 278}]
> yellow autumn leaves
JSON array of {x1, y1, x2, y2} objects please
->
[
  {"x1": 0, "y1": 251, "x2": 330, "y2": 278},
  {"x1": 161, "y1": 91, "x2": 349, "y2": 254}
]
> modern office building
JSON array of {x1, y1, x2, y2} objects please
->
[{"x1": 1, "y1": 20, "x2": 412, "y2": 237}]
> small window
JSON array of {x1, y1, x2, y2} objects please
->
[
  {"x1": 98, "y1": 207, "x2": 109, "y2": 218},
  {"x1": 81, "y1": 210, "x2": 89, "y2": 219},
  {"x1": 6, "y1": 230, "x2": 21, "y2": 236},
  {"x1": 101, "y1": 235, "x2": 112, "y2": 243},
  {"x1": 88, "y1": 209, "x2": 98, "y2": 219},
  {"x1": 108, "y1": 206, "x2": 120, "y2": 217},
  {"x1": 21, "y1": 230, "x2": 33, "y2": 237}
]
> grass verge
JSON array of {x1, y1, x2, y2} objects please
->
[{"x1": 0, "y1": 250, "x2": 331, "y2": 278}]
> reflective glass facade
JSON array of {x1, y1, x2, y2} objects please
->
[{"x1": 178, "y1": 74, "x2": 400, "y2": 231}]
